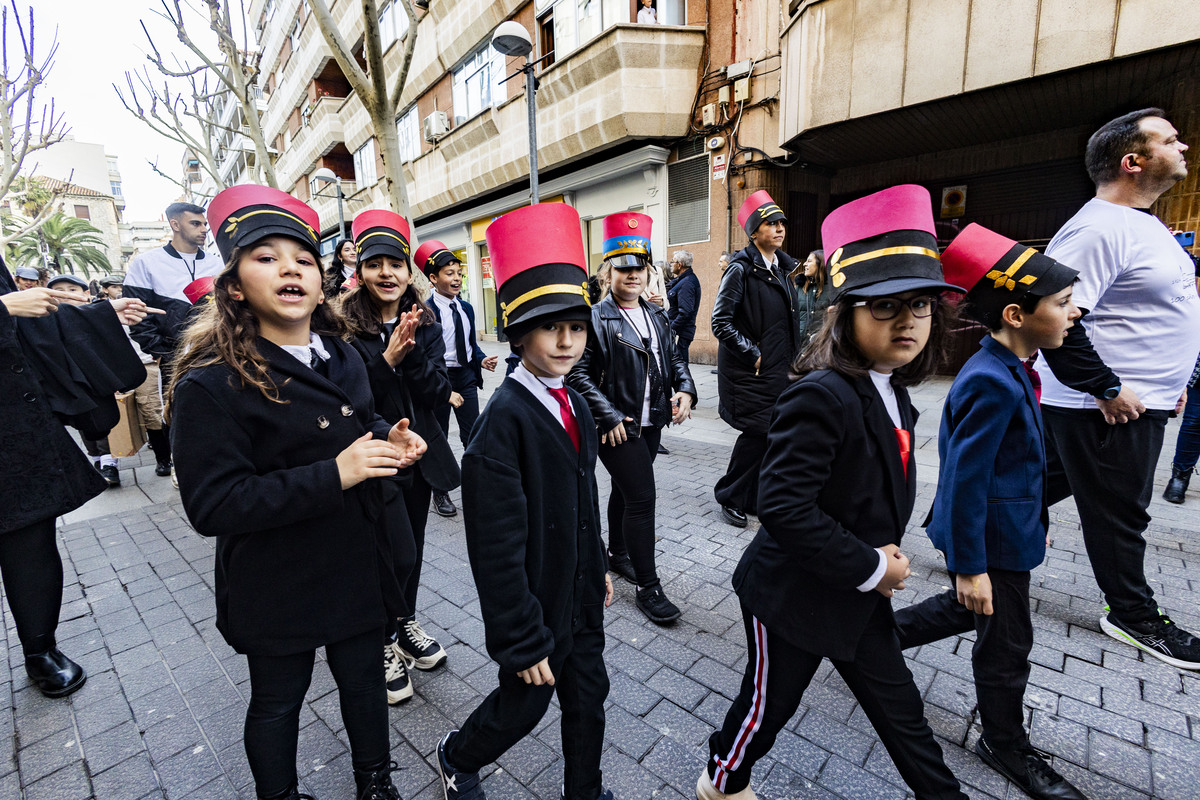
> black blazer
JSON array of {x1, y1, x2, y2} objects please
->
[
  {"x1": 428, "y1": 295, "x2": 487, "y2": 389},
  {"x1": 461, "y1": 379, "x2": 606, "y2": 674},
  {"x1": 711, "y1": 243, "x2": 801, "y2": 434},
  {"x1": 567, "y1": 296, "x2": 697, "y2": 438},
  {"x1": 170, "y1": 336, "x2": 397, "y2": 656},
  {"x1": 733, "y1": 369, "x2": 918, "y2": 661},
  {"x1": 349, "y1": 322, "x2": 460, "y2": 493}
]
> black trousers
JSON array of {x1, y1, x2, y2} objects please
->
[
  {"x1": 675, "y1": 335, "x2": 692, "y2": 365},
  {"x1": 714, "y1": 431, "x2": 768, "y2": 514},
  {"x1": 399, "y1": 468, "x2": 433, "y2": 617},
  {"x1": 435, "y1": 366, "x2": 481, "y2": 449},
  {"x1": 597, "y1": 425, "x2": 662, "y2": 588},
  {"x1": 244, "y1": 627, "x2": 388, "y2": 798},
  {"x1": 0, "y1": 517, "x2": 64, "y2": 655},
  {"x1": 1043, "y1": 406, "x2": 1167, "y2": 624},
  {"x1": 707, "y1": 603, "x2": 966, "y2": 800},
  {"x1": 81, "y1": 436, "x2": 110, "y2": 459},
  {"x1": 446, "y1": 621, "x2": 609, "y2": 800},
  {"x1": 895, "y1": 569, "x2": 1033, "y2": 751}
]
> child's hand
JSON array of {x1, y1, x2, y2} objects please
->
[
  {"x1": 956, "y1": 573, "x2": 994, "y2": 615},
  {"x1": 335, "y1": 432, "x2": 403, "y2": 489},
  {"x1": 874, "y1": 543, "x2": 910, "y2": 598},
  {"x1": 449, "y1": 391, "x2": 464, "y2": 408},
  {"x1": 605, "y1": 573, "x2": 614, "y2": 607},
  {"x1": 482, "y1": 355, "x2": 498, "y2": 371},
  {"x1": 602, "y1": 417, "x2": 634, "y2": 446},
  {"x1": 670, "y1": 393, "x2": 693, "y2": 425},
  {"x1": 382, "y1": 309, "x2": 420, "y2": 367},
  {"x1": 387, "y1": 419, "x2": 427, "y2": 466},
  {"x1": 517, "y1": 658, "x2": 555, "y2": 686}
]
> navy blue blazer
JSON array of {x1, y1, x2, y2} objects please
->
[
  {"x1": 428, "y1": 295, "x2": 488, "y2": 389},
  {"x1": 927, "y1": 336, "x2": 1049, "y2": 574},
  {"x1": 666, "y1": 269, "x2": 701, "y2": 341}
]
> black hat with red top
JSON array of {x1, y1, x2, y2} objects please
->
[
  {"x1": 352, "y1": 209, "x2": 411, "y2": 266},
  {"x1": 207, "y1": 184, "x2": 321, "y2": 265},
  {"x1": 486, "y1": 203, "x2": 590, "y2": 341},
  {"x1": 413, "y1": 239, "x2": 459, "y2": 278},
  {"x1": 738, "y1": 190, "x2": 787, "y2": 238}
]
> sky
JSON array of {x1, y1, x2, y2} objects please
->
[{"x1": 30, "y1": 0, "x2": 246, "y2": 221}]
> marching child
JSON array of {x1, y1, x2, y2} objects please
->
[
  {"x1": 167, "y1": 185, "x2": 425, "y2": 800},
  {"x1": 341, "y1": 210, "x2": 458, "y2": 702},
  {"x1": 894, "y1": 224, "x2": 1088, "y2": 800},
  {"x1": 700, "y1": 185, "x2": 969, "y2": 800},
  {"x1": 434, "y1": 203, "x2": 615, "y2": 800}
]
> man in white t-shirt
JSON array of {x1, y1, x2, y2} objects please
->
[
  {"x1": 1040, "y1": 109, "x2": 1200, "y2": 669},
  {"x1": 637, "y1": 0, "x2": 658, "y2": 24}
]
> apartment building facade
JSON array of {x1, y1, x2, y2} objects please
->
[{"x1": 249, "y1": 0, "x2": 790, "y2": 360}]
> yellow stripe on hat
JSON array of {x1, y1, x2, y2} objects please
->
[
  {"x1": 828, "y1": 245, "x2": 940, "y2": 275},
  {"x1": 983, "y1": 247, "x2": 1037, "y2": 292},
  {"x1": 356, "y1": 230, "x2": 411, "y2": 255},
  {"x1": 500, "y1": 283, "x2": 590, "y2": 327},
  {"x1": 224, "y1": 209, "x2": 317, "y2": 243}
]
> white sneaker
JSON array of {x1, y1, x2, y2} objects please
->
[
  {"x1": 170, "y1": 465, "x2": 179, "y2": 489},
  {"x1": 396, "y1": 616, "x2": 448, "y2": 670},
  {"x1": 696, "y1": 767, "x2": 757, "y2": 800},
  {"x1": 384, "y1": 641, "x2": 414, "y2": 704}
]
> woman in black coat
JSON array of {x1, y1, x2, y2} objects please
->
[
  {"x1": 711, "y1": 191, "x2": 800, "y2": 527},
  {"x1": 0, "y1": 271, "x2": 154, "y2": 699},
  {"x1": 568, "y1": 217, "x2": 697, "y2": 625},
  {"x1": 341, "y1": 208, "x2": 459, "y2": 705}
]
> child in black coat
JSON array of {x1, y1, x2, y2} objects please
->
[
  {"x1": 433, "y1": 203, "x2": 614, "y2": 800},
  {"x1": 700, "y1": 186, "x2": 969, "y2": 800},
  {"x1": 167, "y1": 186, "x2": 426, "y2": 800}
]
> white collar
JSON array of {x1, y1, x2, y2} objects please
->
[{"x1": 279, "y1": 332, "x2": 331, "y2": 368}]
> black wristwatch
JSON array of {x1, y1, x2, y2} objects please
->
[{"x1": 1099, "y1": 384, "x2": 1121, "y2": 400}]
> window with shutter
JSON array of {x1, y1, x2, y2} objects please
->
[{"x1": 668, "y1": 151, "x2": 709, "y2": 245}]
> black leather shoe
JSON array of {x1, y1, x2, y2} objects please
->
[
  {"x1": 99, "y1": 465, "x2": 120, "y2": 487},
  {"x1": 975, "y1": 738, "x2": 1087, "y2": 800},
  {"x1": 155, "y1": 460, "x2": 172, "y2": 478},
  {"x1": 354, "y1": 760, "x2": 402, "y2": 799},
  {"x1": 434, "y1": 492, "x2": 458, "y2": 517},
  {"x1": 636, "y1": 585, "x2": 682, "y2": 625},
  {"x1": 607, "y1": 553, "x2": 637, "y2": 584},
  {"x1": 721, "y1": 505, "x2": 748, "y2": 528},
  {"x1": 1163, "y1": 465, "x2": 1191, "y2": 504},
  {"x1": 657, "y1": 443, "x2": 670, "y2": 455},
  {"x1": 25, "y1": 647, "x2": 87, "y2": 698}
]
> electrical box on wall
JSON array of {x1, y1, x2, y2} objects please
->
[
  {"x1": 726, "y1": 59, "x2": 752, "y2": 80},
  {"x1": 701, "y1": 103, "x2": 717, "y2": 127},
  {"x1": 733, "y1": 77, "x2": 750, "y2": 103},
  {"x1": 718, "y1": 85, "x2": 731, "y2": 105}
]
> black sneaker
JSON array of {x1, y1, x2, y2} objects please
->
[
  {"x1": 721, "y1": 505, "x2": 747, "y2": 528},
  {"x1": 636, "y1": 585, "x2": 681, "y2": 625},
  {"x1": 560, "y1": 790, "x2": 615, "y2": 800},
  {"x1": 657, "y1": 443, "x2": 670, "y2": 455},
  {"x1": 99, "y1": 465, "x2": 120, "y2": 487},
  {"x1": 384, "y1": 641, "x2": 414, "y2": 704},
  {"x1": 355, "y1": 760, "x2": 403, "y2": 800},
  {"x1": 607, "y1": 553, "x2": 637, "y2": 584},
  {"x1": 396, "y1": 616, "x2": 447, "y2": 670},
  {"x1": 1101, "y1": 613, "x2": 1200, "y2": 670},
  {"x1": 975, "y1": 738, "x2": 1087, "y2": 800},
  {"x1": 433, "y1": 492, "x2": 458, "y2": 517},
  {"x1": 155, "y1": 460, "x2": 172, "y2": 477},
  {"x1": 437, "y1": 731, "x2": 486, "y2": 799}
]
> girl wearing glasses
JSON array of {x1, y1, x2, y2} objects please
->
[{"x1": 699, "y1": 185, "x2": 969, "y2": 800}]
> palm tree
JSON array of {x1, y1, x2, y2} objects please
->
[{"x1": 10, "y1": 213, "x2": 112, "y2": 278}]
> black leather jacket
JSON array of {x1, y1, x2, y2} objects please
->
[{"x1": 568, "y1": 296, "x2": 698, "y2": 438}]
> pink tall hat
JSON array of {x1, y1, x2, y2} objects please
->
[{"x1": 821, "y1": 184, "x2": 963, "y2": 301}]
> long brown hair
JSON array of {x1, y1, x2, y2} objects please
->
[
  {"x1": 164, "y1": 245, "x2": 348, "y2": 418},
  {"x1": 792, "y1": 295, "x2": 956, "y2": 387},
  {"x1": 337, "y1": 259, "x2": 434, "y2": 338},
  {"x1": 793, "y1": 249, "x2": 826, "y2": 297}
]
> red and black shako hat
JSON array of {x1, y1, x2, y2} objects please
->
[
  {"x1": 413, "y1": 239, "x2": 459, "y2": 278},
  {"x1": 208, "y1": 184, "x2": 321, "y2": 264},
  {"x1": 738, "y1": 190, "x2": 787, "y2": 238},
  {"x1": 486, "y1": 203, "x2": 590, "y2": 341},
  {"x1": 821, "y1": 184, "x2": 963, "y2": 301},
  {"x1": 601, "y1": 211, "x2": 652, "y2": 268},
  {"x1": 352, "y1": 209, "x2": 410, "y2": 265},
  {"x1": 941, "y1": 223, "x2": 1078, "y2": 327}
]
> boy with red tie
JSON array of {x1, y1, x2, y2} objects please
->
[{"x1": 435, "y1": 204, "x2": 614, "y2": 800}]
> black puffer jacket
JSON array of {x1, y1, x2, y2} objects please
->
[
  {"x1": 568, "y1": 296, "x2": 697, "y2": 438},
  {"x1": 711, "y1": 243, "x2": 800, "y2": 434}
]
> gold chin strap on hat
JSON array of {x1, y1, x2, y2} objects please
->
[
  {"x1": 500, "y1": 283, "x2": 590, "y2": 327},
  {"x1": 356, "y1": 230, "x2": 411, "y2": 255},
  {"x1": 984, "y1": 248, "x2": 1038, "y2": 291},
  {"x1": 223, "y1": 209, "x2": 317, "y2": 244},
  {"x1": 827, "y1": 245, "x2": 940, "y2": 288}
]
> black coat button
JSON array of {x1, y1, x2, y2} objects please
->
[
  {"x1": 10, "y1": 364, "x2": 23, "y2": 373},
  {"x1": 23, "y1": 392, "x2": 35, "y2": 402},
  {"x1": 580, "y1": 521, "x2": 588, "y2": 530}
]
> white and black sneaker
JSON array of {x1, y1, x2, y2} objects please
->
[
  {"x1": 396, "y1": 616, "x2": 447, "y2": 670},
  {"x1": 437, "y1": 731, "x2": 486, "y2": 799},
  {"x1": 1101, "y1": 613, "x2": 1200, "y2": 670},
  {"x1": 384, "y1": 640, "x2": 414, "y2": 704}
]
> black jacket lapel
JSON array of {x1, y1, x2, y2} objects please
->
[{"x1": 856, "y1": 375, "x2": 907, "y2": 532}]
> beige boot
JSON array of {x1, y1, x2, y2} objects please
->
[{"x1": 696, "y1": 767, "x2": 757, "y2": 800}]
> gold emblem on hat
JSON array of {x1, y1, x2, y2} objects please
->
[{"x1": 628, "y1": 219, "x2": 638, "y2": 229}]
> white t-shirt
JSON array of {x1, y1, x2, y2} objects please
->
[
  {"x1": 619, "y1": 303, "x2": 664, "y2": 426},
  {"x1": 1040, "y1": 198, "x2": 1200, "y2": 410},
  {"x1": 637, "y1": 7, "x2": 658, "y2": 24}
]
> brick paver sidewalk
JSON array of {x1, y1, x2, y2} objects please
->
[{"x1": 2, "y1": 361, "x2": 1197, "y2": 800}]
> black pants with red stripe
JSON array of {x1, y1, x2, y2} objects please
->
[{"x1": 706, "y1": 602, "x2": 966, "y2": 799}]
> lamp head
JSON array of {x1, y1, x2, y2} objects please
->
[
  {"x1": 492, "y1": 20, "x2": 532, "y2": 58},
  {"x1": 312, "y1": 167, "x2": 337, "y2": 184}
]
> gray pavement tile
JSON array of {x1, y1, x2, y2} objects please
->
[
  {"x1": 495, "y1": 734, "x2": 557, "y2": 783},
  {"x1": 156, "y1": 745, "x2": 225, "y2": 800},
  {"x1": 645, "y1": 698, "x2": 715, "y2": 749},
  {"x1": 82, "y1": 719, "x2": 147, "y2": 775},
  {"x1": 12, "y1": 694, "x2": 73, "y2": 746},
  {"x1": 1089, "y1": 730, "x2": 1153, "y2": 792},
  {"x1": 645, "y1": 666, "x2": 708, "y2": 712},
  {"x1": 74, "y1": 690, "x2": 134, "y2": 739},
  {"x1": 817, "y1": 753, "x2": 909, "y2": 800},
  {"x1": 603, "y1": 704, "x2": 662, "y2": 761},
  {"x1": 23, "y1": 762, "x2": 92, "y2": 800}
]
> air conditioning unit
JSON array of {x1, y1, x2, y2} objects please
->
[{"x1": 423, "y1": 111, "x2": 450, "y2": 143}]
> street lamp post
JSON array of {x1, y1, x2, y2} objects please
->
[
  {"x1": 492, "y1": 21, "x2": 542, "y2": 205},
  {"x1": 311, "y1": 168, "x2": 346, "y2": 243}
]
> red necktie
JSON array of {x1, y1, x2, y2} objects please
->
[
  {"x1": 547, "y1": 387, "x2": 580, "y2": 452},
  {"x1": 1023, "y1": 359, "x2": 1042, "y2": 403},
  {"x1": 893, "y1": 427, "x2": 911, "y2": 480}
]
